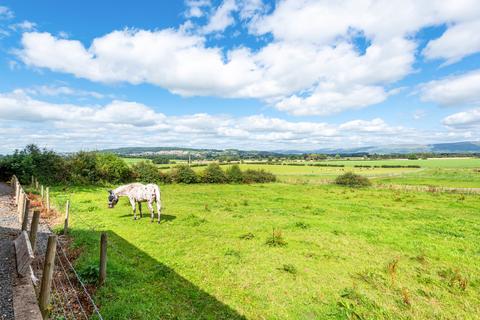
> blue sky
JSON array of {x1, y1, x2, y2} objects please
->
[{"x1": 1, "y1": 0, "x2": 480, "y2": 153}]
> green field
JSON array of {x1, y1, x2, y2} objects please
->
[
  {"x1": 40, "y1": 158, "x2": 480, "y2": 319},
  {"x1": 45, "y1": 177, "x2": 480, "y2": 319}
]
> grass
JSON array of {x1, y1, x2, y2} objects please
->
[
  {"x1": 46, "y1": 182, "x2": 480, "y2": 319},
  {"x1": 377, "y1": 168, "x2": 480, "y2": 188}
]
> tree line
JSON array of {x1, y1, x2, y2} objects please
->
[{"x1": 0, "y1": 145, "x2": 276, "y2": 185}]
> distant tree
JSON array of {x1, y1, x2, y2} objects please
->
[
  {"x1": 226, "y1": 164, "x2": 243, "y2": 183},
  {"x1": 131, "y1": 161, "x2": 160, "y2": 183},
  {"x1": 201, "y1": 163, "x2": 227, "y2": 183},
  {"x1": 171, "y1": 165, "x2": 198, "y2": 184}
]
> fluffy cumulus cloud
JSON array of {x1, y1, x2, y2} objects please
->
[
  {"x1": 423, "y1": 20, "x2": 480, "y2": 65},
  {"x1": 0, "y1": 90, "x2": 416, "y2": 153},
  {"x1": 16, "y1": 0, "x2": 480, "y2": 116},
  {"x1": 419, "y1": 69, "x2": 480, "y2": 107},
  {"x1": 443, "y1": 108, "x2": 480, "y2": 128}
]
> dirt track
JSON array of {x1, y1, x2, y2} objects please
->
[{"x1": 0, "y1": 182, "x2": 16, "y2": 320}]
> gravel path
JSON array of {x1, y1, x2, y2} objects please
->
[{"x1": 0, "y1": 182, "x2": 16, "y2": 320}]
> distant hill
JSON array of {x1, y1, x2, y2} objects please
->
[
  {"x1": 101, "y1": 141, "x2": 480, "y2": 157},
  {"x1": 309, "y1": 141, "x2": 480, "y2": 155}
]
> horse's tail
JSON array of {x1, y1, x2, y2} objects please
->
[{"x1": 154, "y1": 184, "x2": 161, "y2": 201}]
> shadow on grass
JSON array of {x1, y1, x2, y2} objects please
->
[
  {"x1": 117, "y1": 214, "x2": 177, "y2": 223},
  {"x1": 69, "y1": 228, "x2": 246, "y2": 320}
]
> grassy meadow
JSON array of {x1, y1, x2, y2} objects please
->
[{"x1": 44, "y1": 158, "x2": 480, "y2": 319}]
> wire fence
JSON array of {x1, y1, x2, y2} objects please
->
[{"x1": 26, "y1": 182, "x2": 104, "y2": 320}]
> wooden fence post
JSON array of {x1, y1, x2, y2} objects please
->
[
  {"x1": 63, "y1": 200, "x2": 70, "y2": 235},
  {"x1": 15, "y1": 179, "x2": 19, "y2": 204},
  {"x1": 17, "y1": 191, "x2": 24, "y2": 219},
  {"x1": 29, "y1": 210, "x2": 40, "y2": 253},
  {"x1": 39, "y1": 235, "x2": 57, "y2": 319},
  {"x1": 21, "y1": 198, "x2": 30, "y2": 231},
  {"x1": 41, "y1": 185, "x2": 44, "y2": 199},
  {"x1": 35, "y1": 178, "x2": 39, "y2": 190},
  {"x1": 99, "y1": 232, "x2": 107, "y2": 286},
  {"x1": 31, "y1": 175, "x2": 34, "y2": 186},
  {"x1": 46, "y1": 187, "x2": 50, "y2": 213}
]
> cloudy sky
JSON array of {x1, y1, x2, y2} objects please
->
[{"x1": 1, "y1": 0, "x2": 480, "y2": 153}]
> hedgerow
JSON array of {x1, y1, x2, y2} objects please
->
[{"x1": 0, "y1": 144, "x2": 276, "y2": 185}]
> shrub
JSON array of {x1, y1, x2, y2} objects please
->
[
  {"x1": 67, "y1": 151, "x2": 100, "y2": 184},
  {"x1": 132, "y1": 161, "x2": 161, "y2": 183},
  {"x1": 96, "y1": 153, "x2": 132, "y2": 183},
  {"x1": 334, "y1": 172, "x2": 371, "y2": 187},
  {"x1": 200, "y1": 163, "x2": 227, "y2": 183},
  {"x1": 0, "y1": 144, "x2": 68, "y2": 185},
  {"x1": 242, "y1": 169, "x2": 276, "y2": 183},
  {"x1": 171, "y1": 165, "x2": 198, "y2": 184},
  {"x1": 226, "y1": 164, "x2": 243, "y2": 183},
  {"x1": 68, "y1": 152, "x2": 132, "y2": 184}
]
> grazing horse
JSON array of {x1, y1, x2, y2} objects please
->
[{"x1": 108, "y1": 183, "x2": 162, "y2": 223}]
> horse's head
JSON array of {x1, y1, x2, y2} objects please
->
[{"x1": 108, "y1": 190, "x2": 119, "y2": 208}]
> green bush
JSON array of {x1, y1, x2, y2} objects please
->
[
  {"x1": 68, "y1": 152, "x2": 132, "y2": 184},
  {"x1": 132, "y1": 161, "x2": 161, "y2": 183},
  {"x1": 226, "y1": 164, "x2": 243, "y2": 183},
  {"x1": 334, "y1": 172, "x2": 371, "y2": 187},
  {"x1": 0, "y1": 144, "x2": 68, "y2": 185},
  {"x1": 96, "y1": 153, "x2": 132, "y2": 183},
  {"x1": 242, "y1": 169, "x2": 276, "y2": 183},
  {"x1": 171, "y1": 165, "x2": 198, "y2": 184},
  {"x1": 200, "y1": 163, "x2": 227, "y2": 183}
]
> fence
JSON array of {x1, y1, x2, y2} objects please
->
[{"x1": 12, "y1": 176, "x2": 105, "y2": 320}]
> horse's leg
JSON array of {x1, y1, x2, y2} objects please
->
[
  {"x1": 147, "y1": 201, "x2": 154, "y2": 223},
  {"x1": 156, "y1": 198, "x2": 161, "y2": 224},
  {"x1": 129, "y1": 197, "x2": 137, "y2": 220},
  {"x1": 138, "y1": 202, "x2": 143, "y2": 218}
]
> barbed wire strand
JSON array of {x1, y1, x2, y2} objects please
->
[
  {"x1": 57, "y1": 240, "x2": 104, "y2": 320},
  {"x1": 53, "y1": 261, "x2": 77, "y2": 320},
  {"x1": 51, "y1": 273, "x2": 69, "y2": 320},
  {"x1": 53, "y1": 275, "x2": 74, "y2": 320},
  {"x1": 55, "y1": 245, "x2": 90, "y2": 320}
]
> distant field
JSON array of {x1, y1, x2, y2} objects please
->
[
  {"x1": 121, "y1": 157, "x2": 153, "y2": 164},
  {"x1": 48, "y1": 183, "x2": 480, "y2": 319},
  {"x1": 314, "y1": 158, "x2": 480, "y2": 168},
  {"x1": 130, "y1": 157, "x2": 480, "y2": 187}
]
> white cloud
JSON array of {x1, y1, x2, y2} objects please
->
[
  {"x1": 423, "y1": 20, "x2": 480, "y2": 65},
  {"x1": 185, "y1": 0, "x2": 210, "y2": 18},
  {"x1": 9, "y1": 20, "x2": 37, "y2": 32},
  {"x1": 443, "y1": 108, "x2": 480, "y2": 128},
  {"x1": 275, "y1": 84, "x2": 388, "y2": 116},
  {"x1": 419, "y1": 69, "x2": 480, "y2": 106},
  {"x1": 202, "y1": 0, "x2": 238, "y2": 33},
  {"x1": 0, "y1": 90, "x2": 418, "y2": 153},
  {"x1": 0, "y1": 6, "x2": 14, "y2": 19},
  {"x1": 15, "y1": 0, "x2": 480, "y2": 117},
  {"x1": 20, "y1": 85, "x2": 108, "y2": 99}
]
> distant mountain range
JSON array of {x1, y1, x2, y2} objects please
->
[
  {"x1": 101, "y1": 141, "x2": 480, "y2": 156},
  {"x1": 302, "y1": 141, "x2": 480, "y2": 155}
]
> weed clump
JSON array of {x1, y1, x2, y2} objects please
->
[
  {"x1": 280, "y1": 264, "x2": 297, "y2": 275},
  {"x1": 225, "y1": 249, "x2": 241, "y2": 258},
  {"x1": 78, "y1": 264, "x2": 99, "y2": 285},
  {"x1": 239, "y1": 232, "x2": 255, "y2": 240},
  {"x1": 334, "y1": 172, "x2": 371, "y2": 187},
  {"x1": 295, "y1": 221, "x2": 310, "y2": 229},
  {"x1": 266, "y1": 229, "x2": 287, "y2": 247}
]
